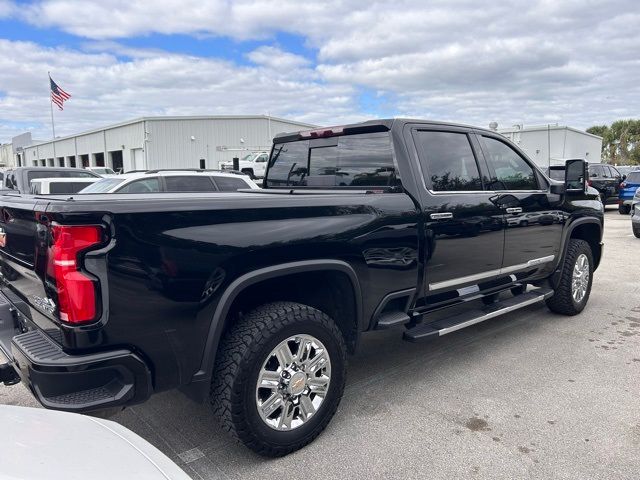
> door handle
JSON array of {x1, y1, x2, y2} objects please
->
[
  {"x1": 430, "y1": 212, "x2": 453, "y2": 220},
  {"x1": 505, "y1": 207, "x2": 523, "y2": 214}
]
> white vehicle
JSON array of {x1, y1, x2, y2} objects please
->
[
  {"x1": 85, "y1": 166, "x2": 118, "y2": 176},
  {"x1": 30, "y1": 177, "x2": 101, "y2": 195},
  {"x1": 79, "y1": 169, "x2": 259, "y2": 194},
  {"x1": 220, "y1": 151, "x2": 269, "y2": 179},
  {"x1": 1, "y1": 405, "x2": 190, "y2": 480}
]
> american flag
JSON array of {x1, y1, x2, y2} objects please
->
[{"x1": 50, "y1": 75, "x2": 71, "y2": 110}]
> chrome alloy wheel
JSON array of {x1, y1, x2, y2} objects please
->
[
  {"x1": 571, "y1": 253, "x2": 590, "y2": 303},
  {"x1": 255, "y1": 334, "x2": 331, "y2": 431}
]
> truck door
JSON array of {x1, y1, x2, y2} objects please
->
[
  {"x1": 409, "y1": 127, "x2": 505, "y2": 298},
  {"x1": 476, "y1": 133, "x2": 563, "y2": 279}
]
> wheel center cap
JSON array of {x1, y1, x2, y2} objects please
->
[{"x1": 288, "y1": 371, "x2": 307, "y2": 396}]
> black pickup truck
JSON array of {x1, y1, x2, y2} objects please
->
[{"x1": 0, "y1": 119, "x2": 603, "y2": 456}]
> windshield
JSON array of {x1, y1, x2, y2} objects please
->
[
  {"x1": 241, "y1": 153, "x2": 255, "y2": 162},
  {"x1": 626, "y1": 171, "x2": 640, "y2": 183},
  {"x1": 79, "y1": 178, "x2": 126, "y2": 193}
]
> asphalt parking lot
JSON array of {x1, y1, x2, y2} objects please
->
[{"x1": 2, "y1": 208, "x2": 639, "y2": 479}]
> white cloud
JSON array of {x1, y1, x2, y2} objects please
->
[
  {"x1": 1, "y1": 0, "x2": 640, "y2": 140},
  {"x1": 0, "y1": 39, "x2": 362, "y2": 141}
]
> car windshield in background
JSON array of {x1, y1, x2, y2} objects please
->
[
  {"x1": 79, "y1": 178, "x2": 126, "y2": 193},
  {"x1": 241, "y1": 153, "x2": 255, "y2": 161},
  {"x1": 626, "y1": 172, "x2": 640, "y2": 183},
  {"x1": 266, "y1": 132, "x2": 399, "y2": 188},
  {"x1": 27, "y1": 170, "x2": 98, "y2": 182},
  {"x1": 92, "y1": 168, "x2": 115, "y2": 175}
]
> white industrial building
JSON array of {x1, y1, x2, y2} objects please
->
[
  {"x1": 498, "y1": 124, "x2": 603, "y2": 167},
  {"x1": 13, "y1": 115, "x2": 316, "y2": 172}
]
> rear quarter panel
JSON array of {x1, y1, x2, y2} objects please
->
[{"x1": 48, "y1": 192, "x2": 420, "y2": 391}]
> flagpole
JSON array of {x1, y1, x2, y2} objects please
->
[{"x1": 48, "y1": 72, "x2": 56, "y2": 140}]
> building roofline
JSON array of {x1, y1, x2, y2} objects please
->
[
  {"x1": 498, "y1": 124, "x2": 603, "y2": 140},
  {"x1": 24, "y1": 115, "x2": 319, "y2": 149}
]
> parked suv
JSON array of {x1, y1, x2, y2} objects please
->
[
  {"x1": 588, "y1": 163, "x2": 622, "y2": 205},
  {"x1": 79, "y1": 169, "x2": 259, "y2": 193},
  {"x1": 0, "y1": 119, "x2": 603, "y2": 457},
  {"x1": 618, "y1": 170, "x2": 640, "y2": 214}
]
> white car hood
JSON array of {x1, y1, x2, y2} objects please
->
[{"x1": 0, "y1": 406, "x2": 190, "y2": 480}]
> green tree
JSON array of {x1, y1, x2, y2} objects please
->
[{"x1": 586, "y1": 119, "x2": 640, "y2": 165}]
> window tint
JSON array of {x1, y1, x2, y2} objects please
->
[
  {"x1": 413, "y1": 131, "x2": 482, "y2": 191},
  {"x1": 117, "y1": 178, "x2": 161, "y2": 193},
  {"x1": 481, "y1": 136, "x2": 538, "y2": 190},
  {"x1": 589, "y1": 165, "x2": 602, "y2": 177},
  {"x1": 165, "y1": 176, "x2": 216, "y2": 192},
  {"x1": 214, "y1": 176, "x2": 250, "y2": 191},
  {"x1": 266, "y1": 140, "x2": 309, "y2": 187},
  {"x1": 266, "y1": 132, "x2": 398, "y2": 188}
]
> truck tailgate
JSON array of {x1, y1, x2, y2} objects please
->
[{"x1": 0, "y1": 195, "x2": 62, "y2": 342}]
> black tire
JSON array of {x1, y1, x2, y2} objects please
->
[
  {"x1": 546, "y1": 239, "x2": 593, "y2": 316},
  {"x1": 619, "y1": 204, "x2": 631, "y2": 215},
  {"x1": 211, "y1": 301, "x2": 347, "y2": 457},
  {"x1": 633, "y1": 225, "x2": 640, "y2": 239},
  {"x1": 241, "y1": 169, "x2": 255, "y2": 179}
]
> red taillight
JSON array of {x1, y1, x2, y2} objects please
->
[
  {"x1": 620, "y1": 182, "x2": 626, "y2": 188},
  {"x1": 587, "y1": 179, "x2": 593, "y2": 187},
  {"x1": 49, "y1": 225, "x2": 102, "y2": 324}
]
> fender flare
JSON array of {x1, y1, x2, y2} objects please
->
[
  {"x1": 552, "y1": 217, "x2": 603, "y2": 285},
  {"x1": 187, "y1": 259, "x2": 362, "y2": 399}
]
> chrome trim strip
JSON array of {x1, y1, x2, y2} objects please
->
[
  {"x1": 428, "y1": 255, "x2": 555, "y2": 291},
  {"x1": 430, "y1": 212, "x2": 453, "y2": 220},
  {"x1": 438, "y1": 292, "x2": 549, "y2": 336}
]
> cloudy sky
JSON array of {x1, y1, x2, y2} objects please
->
[{"x1": 0, "y1": 0, "x2": 638, "y2": 143}]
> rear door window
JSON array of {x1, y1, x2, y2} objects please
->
[
  {"x1": 266, "y1": 132, "x2": 398, "y2": 188},
  {"x1": 413, "y1": 130, "x2": 482, "y2": 191},
  {"x1": 213, "y1": 176, "x2": 250, "y2": 191},
  {"x1": 164, "y1": 176, "x2": 216, "y2": 192}
]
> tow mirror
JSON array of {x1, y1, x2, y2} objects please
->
[{"x1": 565, "y1": 159, "x2": 587, "y2": 193}]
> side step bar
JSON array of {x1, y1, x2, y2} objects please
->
[
  {"x1": 375, "y1": 311, "x2": 411, "y2": 329},
  {"x1": 403, "y1": 288, "x2": 554, "y2": 342}
]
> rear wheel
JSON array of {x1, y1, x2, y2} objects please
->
[
  {"x1": 619, "y1": 204, "x2": 631, "y2": 215},
  {"x1": 211, "y1": 302, "x2": 347, "y2": 457},
  {"x1": 633, "y1": 224, "x2": 640, "y2": 239},
  {"x1": 546, "y1": 239, "x2": 593, "y2": 315}
]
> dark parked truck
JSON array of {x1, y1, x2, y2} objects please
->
[{"x1": 0, "y1": 120, "x2": 604, "y2": 456}]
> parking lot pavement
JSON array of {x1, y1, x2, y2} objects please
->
[{"x1": 2, "y1": 208, "x2": 639, "y2": 479}]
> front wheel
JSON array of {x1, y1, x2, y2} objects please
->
[
  {"x1": 211, "y1": 302, "x2": 347, "y2": 457},
  {"x1": 619, "y1": 204, "x2": 631, "y2": 215},
  {"x1": 546, "y1": 239, "x2": 593, "y2": 315},
  {"x1": 633, "y1": 224, "x2": 640, "y2": 239}
]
